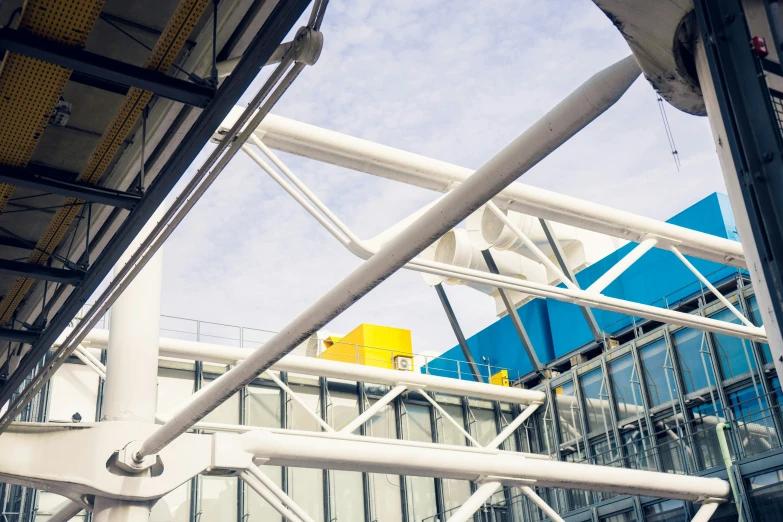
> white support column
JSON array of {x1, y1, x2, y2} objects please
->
[
  {"x1": 445, "y1": 481, "x2": 501, "y2": 522},
  {"x1": 695, "y1": 36, "x2": 783, "y2": 379},
  {"x1": 520, "y1": 486, "x2": 565, "y2": 522},
  {"x1": 690, "y1": 503, "x2": 720, "y2": 522},
  {"x1": 486, "y1": 403, "x2": 540, "y2": 450},
  {"x1": 93, "y1": 215, "x2": 164, "y2": 522},
  {"x1": 340, "y1": 384, "x2": 407, "y2": 434},
  {"x1": 587, "y1": 238, "x2": 658, "y2": 294}
]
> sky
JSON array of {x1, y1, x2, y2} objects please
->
[{"x1": 156, "y1": 0, "x2": 728, "y2": 357}]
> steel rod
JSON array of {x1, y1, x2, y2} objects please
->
[{"x1": 444, "y1": 481, "x2": 501, "y2": 522}]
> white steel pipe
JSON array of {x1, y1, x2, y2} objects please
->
[
  {"x1": 235, "y1": 80, "x2": 746, "y2": 269},
  {"x1": 241, "y1": 138, "x2": 768, "y2": 344},
  {"x1": 141, "y1": 55, "x2": 638, "y2": 457},
  {"x1": 445, "y1": 481, "x2": 501, "y2": 522},
  {"x1": 340, "y1": 384, "x2": 407, "y2": 433},
  {"x1": 246, "y1": 464, "x2": 316, "y2": 522},
  {"x1": 587, "y1": 238, "x2": 658, "y2": 294},
  {"x1": 240, "y1": 470, "x2": 306, "y2": 522},
  {"x1": 239, "y1": 429, "x2": 730, "y2": 502},
  {"x1": 691, "y1": 503, "x2": 720, "y2": 522},
  {"x1": 417, "y1": 388, "x2": 481, "y2": 446},
  {"x1": 264, "y1": 370, "x2": 335, "y2": 432},
  {"x1": 72, "y1": 347, "x2": 106, "y2": 380},
  {"x1": 71, "y1": 329, "x2": 545, "y2": 405},
  {"x1": 486, "y1": 403, "x2": 539, "y2": 450},
  {"x1": 520, "y1": 486, "x2": 565, "y2": 522},
  {"x1": 47, "y1": 501, "x2": 83, "y2": 522}
]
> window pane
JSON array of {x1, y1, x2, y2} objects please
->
[
  {"x1": 554, "y1": 381, "x2": 582, "y2": 442},
  {"x1": 710, "y1": 308, "x2": 757, "y2": 379},
  {"x1": 581, "y1": 367, "x2": 612, "y2": 434},
  {"x1": 200, "y1": 476, "x2": 237, "y2": 522},
  {"x1": 436, "y1": 401, "x2": 472, "y2": 510},
  {"x1": 245, "y1": 466, "x2": 283, "y2": 522},
  {"x1": 728, "y1": 386, "x2": 778, "y2": 457},
  {"x1": 157, "y1": 368, "x2": 194, "y2": 418},
  {"x1": 600, "y1": 511, "x2": 635, "y2": 522},
  {"x1": 620, "y1": 422, "x2": 654, "y2": 471},
  {"x1": 747, "y1": 296, "x2": 773, "y2": 364},
  {"x1": 639, "y1": 339, "x2": 678, "y2": 408},
  {"x1": 609, "y1": 355, "x2": 644, "y2": 422},
  {"x1": 403, "y1": 403, "x2": 437, "y2": 521},
  {"x1": 246, "y1": 384, "x2": 280, "y2": 428},
  {"x1": 49, "y1": 362, "x2": 99, "y2": 422},
  {"x1": 652, "y1": 409, "x2": 686, "y2": 474},
  {"x1": 328, "y1": 389, "x2": 364, "y2": 522},
  {"x1": 672, "y1": 329, "x2": 716, "y2": 394},
  {"x1": 288, "y1": 384, "x2": 324, "y2": 521},
  {"x1": 643, "y1": 499, "x2": 686, "y2": 522},
  {"x1": 748, "y1": 468, "x2": 783, "y2": 522},
  {"x1": 469, "y1": 402, "x2": 498, "y2": 446},
  {"x1": 366, "y1": 394, "x2": 402, "y2": 522},
  {"x1": 203, "y1": 377, "x2": 240, "y2": 425},
  {"x1": 150, "y1": 483, "x2": 191, "y2": 522},
  {"x1": 690, "y1": 401, "x2": 724, "y2": 470}
]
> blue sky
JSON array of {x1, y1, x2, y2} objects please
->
[{"x1": 158, "y1": 1, "x2": 727, "y2": 356}]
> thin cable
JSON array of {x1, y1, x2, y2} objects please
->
[{"x1": 656, "y1": 94, "x2": 681, "y2": 170}]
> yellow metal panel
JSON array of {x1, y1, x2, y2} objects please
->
[
  {"x1": 0, "y1": 0, "x2": 210, "y2": 324},
  {"x1": 320, "y1": 324, "x2": 413, "y2": 370},
  {"x1": 490, "y1": 370, "x2": 509, "y2": 387}
]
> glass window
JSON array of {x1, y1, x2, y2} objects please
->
[
  {"x1": 728, "y1": 386, "x2": 778, "y2": 457},
  {"x1": 581, "y1": 368, "x2": 612, "y2": 434},
  {"x1": 600, "y1": 511, "x2": 635, "y2": 522},
  {"x1": 200, "y1": 476, "x2": 238, "y2": 522},
  {"x1": 246, "y1": 466, "x2": 283, "y2": 522},
  {"x1": 609, "y1": 355, "x2": 644, "y2": 422},
  {"x1": 469, "y1": 401, "x2": 498, "y2": 446},
  {"x1": 156, "y1": 368, "x2": 195, "y2": 418},
  {"x1": 710, "y1": 308, "x2": 757, "y2": 379},
  {"x1": 288, "y1": 384, "x2": 324, "y2": 522},
  {"x1": 748, "y1": 468, "x2": 783, "y2": 522},
  {"x1": 639, "y1": 339, "x2": 679, "y2": 408},
  {"x1": 366, "y1": 394, "x2": 403, "y2": 522},
  {"x1": 436, "y1": 401, "x2": 472, "y2": 511},
  {"x1": 747, "y1": 296, "x2": 773, "y2": 363},
  {"x1": 672, "y1": 328, "x2": 716, "y2": 394},
  {"x1": 590, "y1": 436, "x2": 619, "y2": 467},
  {"x1": 246, "y1": 383, "x2": 280, "y2": 428},
  {"x1": 652, "y1": 409, "x2": 686, "y2": 474},
  {"x1": 403, "y1": 402, "x2": 437, "y2": 522},
  {"x1": 328, "y1": 389, "x2": 364, "y2": 522},
  {"x1": 35, "y1": 492, "x2": 86, "y2": 521},
  {"x1": 642, "y1": 499, "x2": 686, "y2": 522},
  {"x1": 48, "y1": 362, "x2": 100, "y2": 422},
  {"x1": 689, "y1": 400, "x2": 724, "y2": 470},
  {"x1": 554, "y1": 381, "x2": 582, "y2": 443},
  {"x1": 203, "y1": 377, "x2": 240, "y2": 425},
  {"x1": 619, "y1": 422, "x2": 654, "y2": 471}
]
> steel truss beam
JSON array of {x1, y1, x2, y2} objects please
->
[
  {"x1": 0, "y1": 164, "x2": 141, "y2": 210},
  {"x1": 0, "y1": 327, "x2": 39, "y2": 343},
  {"x1": 0, "y1": 27, "x2": 215, "y2": 108},
  {"x1": 0, "y1": 0, "x2": 312, "y2": 432},
  {"x1": 0, "y1": 259, "x2": 84, "y2": 285}
]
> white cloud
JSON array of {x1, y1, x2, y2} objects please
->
[{"x1": 160, "y1": 0, "x2": 728, "y2": 356}]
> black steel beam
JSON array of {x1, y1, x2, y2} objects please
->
[
  {"x1": 0, "y1": 259, "x2": 84, "y2": 285},
  {"x1": 538, "y1": 218, "x2": 603, "y2": 342},
  {"x1": 434, "y1": 283, "x2": 484, "y2": 383},
  {"x1": 481, "y1": 249, "x2": 544, "y2": 372},
  {"x1": 0, "y1": 0, "x2": 311, "y2": 424},
  {"x1": 0, "y1": 328, "x2": 39, "y2": 344},
  {"x1": 0, "y1": 164, "x2": 140, "y2": 210},
  {"x1": 694, "y1": 0, "x2": 783, "y2": 363},
  {"x1": 0, "y1": 27, "x2": 215, "y2": 108},
  {"x1": 0, "y1": 236, "x2": 32, "y2": 251}
]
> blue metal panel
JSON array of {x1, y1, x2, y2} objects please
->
[{"x1": 429, "y1": 193, "x2": 745, "y2": 373}]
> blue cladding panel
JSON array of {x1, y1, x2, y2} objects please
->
[{"x1": 428, "y1": 193, "x2": 744, "y2": 373}]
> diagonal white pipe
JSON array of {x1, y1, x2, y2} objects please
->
[
  {"x1": 445, "y1": 481, "x2": 502, "y2": 522},
  {"x1": 416, "y1": 388, "x2": 481, "y2": 446},
  {"x1": 73, "y1": 346, "x2": 106, "y2": 380},
  {"x1": 520, "y1": 486, "x2": 565, "y2": 522},
  {"x1": 486, "y1": 403, "x2": 540, "y2": 450},
  {"x1": 246, "y1": 464, "x2": 316, "y2": 522},
  {"x1": 690, "y1": 503, "x2": 720, "y2": 522},
  {"x1": 240, "y1": 470, "x2": 306, "y2": 522},
  {"x1": 340, "y1": 384, "x2": 407, "y2": 434},
  {"x1": 587, "y1": 238, "x2": 658, "y2": 294},
  {"x1": 263, "y1": 370, "x2": 334, "y2": 433},
  {"x1": 136, "y1": 55, "x2": 643, "y2": 458},
  {"x1": 47, "y1": 501, "x2": 83, "y2": 522}
]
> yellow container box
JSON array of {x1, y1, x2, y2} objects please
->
[{"x1": 320, "y1": 323, "x2": 413, "y2": 370}]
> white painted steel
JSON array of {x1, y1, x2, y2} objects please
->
[
  {"x1": 240, "y1": 470, "x2": 305, "y2": 522},
  {"x1": 520, "y1": 486, "x2": 566, "y2": 522},
  {"x1": 340, "y1": 384, "x2": 408, "y2": 433},
  {"x1": 691, "y1": 503, "x2": 720, "y2": 522},
  {"x1": 92, "y1": 499, "x2": 152, "y2": 522},
  {"x1": 239, "y1": 429, "x2": 730, "y2": 502},
  {"x1": 444, "y1": 481, "x2": 501, "y2": 522},
  {"x1": 70, "y1": 329, "x2": 545, "y2": 404},
  {"x1": 586, "y1": 238, "x2": 658, "y2": 294},
  {"x1": 47, "y1": 501, "x2": 83, "y2": 522},
  {"x1": 694, "y1": 37, "x2": 783, "y2": 379},
  {"x1": 486, "y1": 403, "x2": 539, "y2": 450},
  {"x1": 246, "y1": 464, "x2": 316, "y2": 522},
  {"x1": 72, "y1": 347, "x2": 105, "y2": 380},
  {"x1": 264, "y1": 370, "x2": 335, "y2": 432},
  {"x1": 416, "y1": 388, "x2": 481, "y2": 446},
  {"x1": 241, "y1": 131, "x2": 767, "y2": 344},
  {"x1": 138, "y1": 55, "x2": 639, "y2": 457},
  {"x1": 223, "y1": 69, "x2": 745, "y2": 269}
]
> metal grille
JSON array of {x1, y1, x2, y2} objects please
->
[{"x1": 769, "y1": 89, "x2": 783, "y2": 139}]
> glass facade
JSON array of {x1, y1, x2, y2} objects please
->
[{"x1": 4, "y1": 283, "x2": 783, "y2": 522}]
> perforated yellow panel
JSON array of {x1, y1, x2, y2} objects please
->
[{"x1": 0, "y1": 0, "x2": 211, "y2": 324}]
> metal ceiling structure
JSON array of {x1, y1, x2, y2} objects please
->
[{"x1": 0, "y1": 0, "x2": 311, "y2": 416}]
